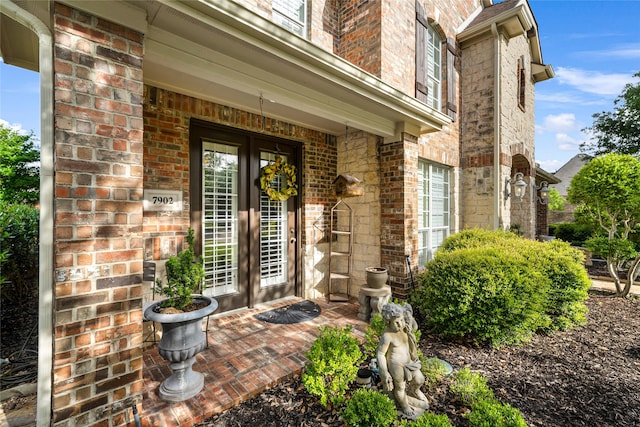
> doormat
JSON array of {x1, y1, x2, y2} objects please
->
[{"x1": 254, "y1": 300, "x2": 321, "y2": 324}]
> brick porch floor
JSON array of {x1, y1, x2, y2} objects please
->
[{"x1": 139, "y1": 297, "x2": 367, "y2": 427}]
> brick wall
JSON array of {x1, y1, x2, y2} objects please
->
[
  {"x1": 379, "y1": 134, "x2": 419, "y2": 299},
  {"x1": 53, "y1": 4, "x2": 144, "y2": 425},
  {"x1": 310, "y1": 0, "x2": 339, "y2": 52},
  {"x1": 380, "y1": 0, "x2": 415, "y2": 94},
  {"x1": 336, "y1": 0, "x2": 382, "y2": 77}
]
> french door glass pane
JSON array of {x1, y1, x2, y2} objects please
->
[
  {"x1": 202, "y1": 142, "x2": 238, "y2": 296},
  {"x1": 260, "y1": 152, "x2": 288, "y2": 287}
]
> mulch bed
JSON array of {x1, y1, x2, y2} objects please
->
[
  {"x1": 2, "y1": 263, "x2": 639, "y2": 426},
  {"x1": 199, "y1": 294, "x2": 640, "y2": 427}
]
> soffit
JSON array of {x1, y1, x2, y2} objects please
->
[
  {"x1": 0, "y1": 14, "x2": 39, "y2": 71},
  {"x1": 0, "y1": 0, "x2": 48, "y2": 72},
  {"x1": 60, "y1": 0, "x2": 450, "y2": 138},
  {"x1": 458, "y1": 0, "x2": 554, "y2": 83}
]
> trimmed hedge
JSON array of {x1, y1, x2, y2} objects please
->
[
  {"x1": 548, "y1": 223, "x2": 594, "y2": 247},
  {"x1": 411, "y1": 229, "x2": 590, "y2": 346},
  {"x1": 0, "y1": 202, "x2": 39, "y2": 302}
]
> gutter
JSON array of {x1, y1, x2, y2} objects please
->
[
  {"x1": 0, "y1": 2, "x2": 53, "y2": 426},
  {"x1": 492, "y1": 23, "x2": 501, "y2": 230}
]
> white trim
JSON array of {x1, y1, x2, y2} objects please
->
[
  {"x1": 117, "y1": 0, "x2": 450, "y2": 136},
  {"x1": 58, "y1": 0, "x2": 148, "y2": 33},
  {"x1": 0, "y1": 2, "x2": 53, "y2": 425}
]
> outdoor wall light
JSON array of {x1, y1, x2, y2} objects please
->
[
  {"x1": 505, "y1": 172, "x2": 527, "y2": 201},
  {"x1": 537, "y1": 181, "x2": 550, "y2": 204}
]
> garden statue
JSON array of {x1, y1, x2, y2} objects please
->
[{"x1": 377, "y1": 302, "x2": 429, "y2": 419}]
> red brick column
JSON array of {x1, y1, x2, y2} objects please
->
[
  {"x1": 53, "y1": 4, "x2": 144, "y2": 425},
  {"x1": 379, "y1": 133, "x2": 419, "y2": 299}
]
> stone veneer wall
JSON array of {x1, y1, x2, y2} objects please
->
[
  {"x1": 53, "y1": 4, "x2": 145, "y2": 425},
  {"x1": 499, "y1": 32, "x2": 537, "y2": 238},
  {"x1": 459, "y1": 25, "x2": 537, "y2": 236},
  {"x1": 460, "y1": 33, "x2": 497, "y2": 230},
  {"x1": 331, "y1": 130, "x2": 382, "y2": 295}
]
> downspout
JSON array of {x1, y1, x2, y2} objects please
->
[
  {"x1": 491, "y1": 23, "x2": 501, "y2": 230},
  {"x1": 0, "y1": 2, "x2": 53, "y2": 426}
]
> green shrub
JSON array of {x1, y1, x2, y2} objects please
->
[
  {"x1": 341, "y1": 388, "x2": 397, "y2": 427},
  {"x1": 403, "y1": 412, "x2": 454, "y2": 427},
  {"x1": 0, "y1": 202, "x2": 39, "y2": 302},
  {"x1": 156, "y1": 228, "x2": 205, "y2": 311},
  {"x1": 549, "y1": 222, "x2": 594, "y2": 246},
  {"x1": 536, "y1": 239, "x2": 590, "y2": 332},
  {"x1": 412, "y1": 229, "x2": 591, "y2": 343},
  {"x1": 438, "y1": 228, "x2": 521, "y2": 253},
  {"x1": 449, "y1": 367, "x2": 494, "y2": 406},
  {"x1": 419, "y1": 356, "x2": 451, "y2": 389},
  {"x1": 467, "y1": 399, "x2": 528, "y2": 427},
  {"x1": 363, "y1": 313, "x2": 386, "y2": 359},
  {"x1": 411, "y1": 246, "x2": 548, "y2": 347},
  {"x1": 302, "y1": 325, "x2": 363, "y2": 408},
  {"x1": 585, "y1": 236, "x2": 637, "y2": 263}
]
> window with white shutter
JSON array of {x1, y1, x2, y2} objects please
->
[
  {"x1": 416, "y1": 15, "x2": 441, "y2": 110},
  {"x1": 418, "y1": 159, "x2": 450, "y2": 266}
]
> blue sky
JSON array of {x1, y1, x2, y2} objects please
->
[
  {"x1": 1, "y1": 1, "x2": 639, "y2": 173},
  {"x1": 530, "y1": 0, "x2": 640, "y2": 172}
]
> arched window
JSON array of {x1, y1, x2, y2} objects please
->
[
  {"x1": 416, "y1": 18, "x2": 442, "y2": 110},
  {"x1": 416, "y1": 8, "x2": 457, "y2": 120}
]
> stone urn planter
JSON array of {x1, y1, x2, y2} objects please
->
[
  {"x1": 144, "y1": 295, "x2": 218, "y2": 402},
  {"x1": 365, "y1": 267, "x2": 388, "y2": 289}
]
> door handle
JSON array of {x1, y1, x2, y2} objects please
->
[{"x1": 290, "y1": 237, "x2": 297, "y2": 244}]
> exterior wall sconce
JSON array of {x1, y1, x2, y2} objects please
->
[
  {"x1": 505, "y1": 172, "x2": 527, "y2": 201},
  {"x1": 537, "y1": 181, "x2": 550, "y2": 204}
]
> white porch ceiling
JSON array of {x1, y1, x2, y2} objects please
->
[{"x1": 3, "y1": 0, "x2": 451, "y2": 138}]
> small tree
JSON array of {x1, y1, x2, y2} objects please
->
[
  {"x1": 0, "y1": 124, "x2": 40, "y2": 205},
  {"x1": 568, "y1": 153, "x2": 640, "y2": 296},
  {"x1": 547, "y1": 187, "x2": 565, "y2": 212},
  {"x1": 580, "y1": 71, "x2": 640, "y2": 157}
]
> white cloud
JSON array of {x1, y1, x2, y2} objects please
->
[
  {"x1": 535, "y1": 92, "x2": 579, "y2": 104},
  {"x1": 555, "y1": 67, "x2": 636, "y2": 96},
  {"x1": 0, "y1": 118, "x2": 29, "y2": 135},
  {"x1": 543, "y1": 113, "x2": 577, "y2": 133},
  {"x1": 578, "y1": 43, "x2": 640, "y2": 60},
  {"x1": 537, "y1": 159, "x2": 563, "y2": 173},
  {"x1": 536, "y1": 90, "x2": 612, "y2": 107},
  {"x1": 556, "y1": 133, "x2": 580, "y2": 151}
]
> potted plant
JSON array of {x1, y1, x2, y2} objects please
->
[{"x1": 144, "y1": 228, "x2": 218, "y2": 402}]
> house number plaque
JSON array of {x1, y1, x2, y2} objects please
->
[{"x1": 143, "y1": 189, "x2": 182, "y2": 212}]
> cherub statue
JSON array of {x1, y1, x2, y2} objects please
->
[{"x1": 376, "y1": 302, "x2": 428, "y2": 419}]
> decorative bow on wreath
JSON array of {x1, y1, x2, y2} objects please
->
[{"x1": 259, "y1": 156, "x2": 298, "y2": 201}]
